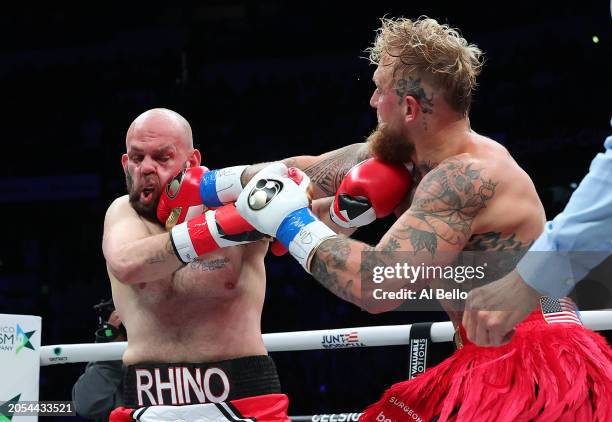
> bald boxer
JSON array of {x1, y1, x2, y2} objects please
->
[
  {"x1": 103, "y1": 108, "x2": 289, "y2": 421},
  {"x1": 235, "y1": 17, "x2": 612, "y2": 421}
]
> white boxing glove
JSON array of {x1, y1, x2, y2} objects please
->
[
  {"x1": 199, "y1": 165, "x2": 249, "y2": 207},
  {"x1": 236, "y1": 163, "x2": 336, "y2": 270}
]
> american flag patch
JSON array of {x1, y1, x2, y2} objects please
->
[
  {"x1": 540, "y1": 296, "x2": 582, "y2": 326},
  {"x1": 344, "y1": 332, "x2": 359, "y2": 343}
]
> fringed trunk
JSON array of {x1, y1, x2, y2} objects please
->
[{"x1": 361, "y1": 310, "x2": 612, "y2": 422}]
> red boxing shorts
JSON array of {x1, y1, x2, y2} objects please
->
[
  {"x1": 361, "y1": 297, "x2": 612, "y2": 422},
  {"x1": 111, "y1": 355, "x2": 289, "y2": 422}
]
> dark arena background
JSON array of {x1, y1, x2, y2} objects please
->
[{"x1": 1, "y1": 1, "x2": 611, "y2": 420}]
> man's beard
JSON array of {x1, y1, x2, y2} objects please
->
[
  {"x1": 366, "y1": 123, "x2": 414, "y2": 164},
  {"x1": 125, "y1": 171, "x2": 161, "y2": 223}
]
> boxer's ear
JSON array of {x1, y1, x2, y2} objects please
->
[
  {"x1": 121, "y1": 154, "x2": 128, "y2": 173},
  {"x1": 188, "y1": 149, "x2": 202, "y2": 167},
  {"x1": 403, "y1": 96, "x2": 419, "y2": 124}
]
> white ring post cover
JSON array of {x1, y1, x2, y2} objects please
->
[{"x1": 0, "y1": 313, "x2": 42, "y2": 422}]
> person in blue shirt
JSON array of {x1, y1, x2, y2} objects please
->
[{"x1": 463, "y1": 129, "x2": 612, "y2": 346}]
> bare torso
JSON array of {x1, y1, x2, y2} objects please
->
[
  {"x1": 105, "y1": 196, "x2": 269, "y2": 365},
  {"x1": 396, "y1": 132, "x2": 546, "y2": 326}
]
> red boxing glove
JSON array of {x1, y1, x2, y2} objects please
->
[
  {"x1": 157, "y1": 166, "x2": 209, "y2": 229},
  {"x1": 170, "y1": 203, "x2": 265, "y2": 263},
  {"x1": 329, "y1": 158, "x2": 412, "y2": 228}
]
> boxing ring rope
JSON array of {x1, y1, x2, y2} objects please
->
[
  {"x1": 40, "y1": 310, "x2": 612, "y2": 366},
  {"x1": 25, "y1": 310, "x2": 610, "y2": 421}
]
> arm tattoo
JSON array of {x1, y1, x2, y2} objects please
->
[
  {"x1": 302, "y1": 144, "x2": 370, "y2": 196},
  {"x1": 396, "y1": 77, "x2": 434, "y2": 113},
  {"x1": 310, "y1": 236, "x2": 357, "y2": 303},
  {"x1": 189, "y1": 257, "x2": 230, "y2": 272},
  {"x1": 146, "y1": 238, "x2": 175, "y2": 264},
  {"x1": 463, "y1": 232, "x2": 534, "y2": 283},
  {"x1": 359, "y1": 244, "x2": 389, "y2": 274},
  {"x1": 465, "y1": 232, "x2": 532, "y2": 252},
  {"x1": 381, "y1": 238, "x2": 401, "y2": 252},
  {"x1": 399, "y1": 226, "x2": 438, "y2": 256},
  {"x1": 390, "y1": 159, "x2": 497, "y2": 256},
  {"x1": 240, "y1": 145, "x2": 369, "y2": 196}
]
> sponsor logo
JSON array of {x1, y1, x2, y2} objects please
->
[
  {"x1": 388, "y1": 396, "x2": 424, "y2": 421},
  {"x1": 311, "y1": 413, "x2": 361, "y2": 421},
  {"x1": 321, "y1": 332, "x2": 365, "y2": 349},
  {"x1": 247, "y1": 179, "x2": 283, "y2": 210},
  {"x1": 48, "y1": 346, "x2": 68, "y2": 363},
  {"x1": 376, "y1": 411, "x2": 393, "y2": 422},
  {"x1": 166, "y1": 171, "x2": 184, "y2": 199},
  {"x1": 408, "y1": 339, "x2": 427, "y2": 378},
  {"x1": 0, "y1": 324, "x2": 36, "y2": 354},
  {"x1": 165, "y1": 208, "x2": 183, "y2": 230}
]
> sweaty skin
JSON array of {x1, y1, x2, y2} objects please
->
[
  {"x1": 238, "y1": 61, "x2": 546, "y2": 329},
  {"x1": 304, "y1": 62, "x2": 546, "y2": 325},
  {"x1": 105, "y1": 198, "x2": 268, "y2": 364},
  {"x1": 103, "y1": 109, "x2": 268, "y2": 364}
]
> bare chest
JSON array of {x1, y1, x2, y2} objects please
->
[{"x1": 137, "y1": 248, "x2": 246, "y2": 306}]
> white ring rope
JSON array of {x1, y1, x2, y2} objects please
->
[{"x1": 40, "y1": 310, "x2": 612, "y2": 366}]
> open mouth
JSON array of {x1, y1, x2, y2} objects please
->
[{"x1": 141, "y1": 186, "x2": 156, "y2": 202}]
